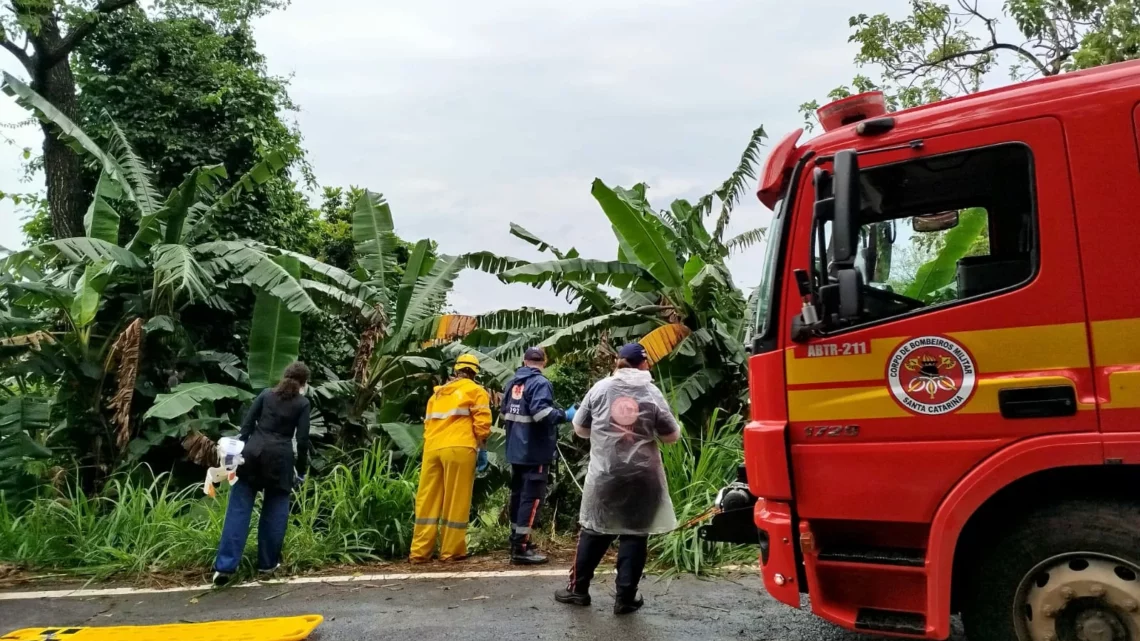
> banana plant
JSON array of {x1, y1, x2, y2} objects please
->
[
  {"x1": 489, "y1": 129, "x2": 770, "y2": 425},
  {"x1": 0, "y1": 75, "x2": 340, "y2": 472}
]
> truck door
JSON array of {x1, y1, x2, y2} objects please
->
[{"x1": 785, "y1": 117, "x2": 1096, "y2": 524}]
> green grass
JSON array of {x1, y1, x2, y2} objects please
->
[
  {"x1": 0, "y1": 443, "x2": 418, "y2": 579},
  {"x1": 0, "y1": 415, "x2": 759, "y2": 579},
  {"x1": 652, "y1": 410, "x2": 758, "y2": 575}
]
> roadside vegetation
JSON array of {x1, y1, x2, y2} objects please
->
[{"x1": 1, "y1": 0, "x2": 1137, "y2": 581}]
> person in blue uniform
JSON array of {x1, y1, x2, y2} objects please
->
[{"x1": 500, "y1": 347, "x2": 572, "y2": 565}]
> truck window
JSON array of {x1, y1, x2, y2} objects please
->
[{"x1": 846, "y1": 143, "x2": 1036, "y2": 326}]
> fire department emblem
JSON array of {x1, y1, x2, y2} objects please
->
[
  {"x1": 511, "y1": 384, "x2": 525, "y2": 400},
  {"x1": 610, "y1": 396, "x2": 639, "y2": 426},
  {"x1": 886, "y1": 336, "x2": 976, "y2": 416}
]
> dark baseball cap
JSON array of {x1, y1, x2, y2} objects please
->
[
  {"x1": 523, "y1": 347, "x2": 546, "y2": 363},
  {"x1": 618, "y1": 343, "x2": 648, "y2": 365}
]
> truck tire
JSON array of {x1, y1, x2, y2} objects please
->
[{"x1": 961, "y1": 499, "x2": 1140, "y2": 641}]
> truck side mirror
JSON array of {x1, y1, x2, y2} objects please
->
[
  {"x1": 831, "y1": 150, "x2": 860, "y2": 268},
  {"x1": 831, "y1": 150, "x2": 862, "y2": 324}
]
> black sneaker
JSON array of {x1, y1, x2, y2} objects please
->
[
  {"x1": 212, "y1": 571, "x2": 232, "y2": 587},
  {"x1": 614, "y1": 594, "x2": 644, "y2": 615},
  {"x1": 554, "y1": 587, "x2": 591, "y2": 606},
  {"x1": 510, "y1": 545, "x2": 549, "y2": 565}
]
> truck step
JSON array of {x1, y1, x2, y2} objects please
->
[
  {"x1": 855, "y1": 608, "x2": 926, "y2": 635},
  {"x1": 817, "y1": 545, "x2": 925, "y2": 567}
]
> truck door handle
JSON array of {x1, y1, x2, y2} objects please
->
[{"x1": 998, "y1": 385, "x2": 1077, "y2": 419}]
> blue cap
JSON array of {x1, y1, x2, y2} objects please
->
[
  {"x1": 524, "y1": 347, "x2": 546, "y2": 363},
  {"x1": 618, "y1": 343, "x2": 648, "y2": 365}
]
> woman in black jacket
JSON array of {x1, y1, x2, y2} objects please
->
[{"x1": 213, "y1": 362, "x2": 312, "y2": 585}]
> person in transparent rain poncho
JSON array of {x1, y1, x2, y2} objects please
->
[{"x1": 555, "y1": 343, "x2": 681, "y2": 614}]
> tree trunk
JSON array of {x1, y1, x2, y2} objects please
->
[{"x1": 31, "y1": 16, "x2": 86, "y2": 239}]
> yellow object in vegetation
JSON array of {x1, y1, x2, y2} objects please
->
[
  {"x1": 640, "y1": 323, "x2": 691, "y2": 365},
  {"x1": 4, "y1": 615, "x2": 323, "y2": 641}
]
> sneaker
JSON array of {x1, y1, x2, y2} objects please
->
[
  {"x1": 510, "y1": 545, "x2": 548, "y2": 566},
  {"x1": 212, "y1": 571, "x2": 232, "y2": 587},
  {"x1": 554, "y1": 587, "x2": 591, "y2": 606},
  {"x1": 614, "y1": 594, "x2": 644, "y2": 615},
  {"x1": 258, "y1": 564, "x2": 281, "y2": 578}
]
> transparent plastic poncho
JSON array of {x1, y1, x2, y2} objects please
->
[{"x1": 572, "y1": 368, "x2": 679, "y2": 535}]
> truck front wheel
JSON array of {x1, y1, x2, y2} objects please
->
[{"x1": 962, "y1": 499, "x2": 1140, "y2": 641}]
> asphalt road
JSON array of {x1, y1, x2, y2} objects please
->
[{"x1": 0, "y1": 570, "x2": 968, "y2": 641}]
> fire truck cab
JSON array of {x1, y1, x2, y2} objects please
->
[{"x1": 702, "y1": 60, "x2": 1140, "y2": 641}]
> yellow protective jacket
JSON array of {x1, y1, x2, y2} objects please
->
[{"x1": 423, "y1": 377, "x2": 492, "y2": 453}]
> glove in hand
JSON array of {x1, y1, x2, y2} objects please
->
[
  {"x1": 565, "y1": 405, "x2": 578, "y2": 422},
  {"x1": 476, "y1": 449, "x2": 489, "y2": 473}
]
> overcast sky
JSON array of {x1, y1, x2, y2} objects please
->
[{"x1": 0, "y1": 0, "x2": 1003, "y2": 314}]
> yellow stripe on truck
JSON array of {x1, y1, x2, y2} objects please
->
[
  {"x1": 788, "y1": 376, "x2": 1093, "y2": 422},
  {"x1": 786, "y1": 323, "x2": 1090, "y2": 386},
  {"x1": 1091, "y1": 319, "x2": 1140, "y2": 367}
]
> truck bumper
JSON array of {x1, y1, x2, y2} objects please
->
[{"x1": 755, "y1": 499, "x2": 801, "y2": 608}]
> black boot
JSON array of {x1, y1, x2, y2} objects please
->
[
  {"x1": 510, "y1": 541, "x2": 548, "y2": 565},
  {"x1": 614, "y1": 592, "x2": 644, "y2": 615},
  {"x1": 554, "y1": 587, "x2": 591, "y2": 606}
]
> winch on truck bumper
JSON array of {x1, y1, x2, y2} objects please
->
[{"x1": 698, "y1": 465, "x2": 760, "y2": 545}]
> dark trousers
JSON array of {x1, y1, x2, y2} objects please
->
[
  {"x1": 214, "y1": 480, "x2": 291, "y2": 573},
  {"x1": 508, "y1": 463, "x2": 548, "y2": 545},
  {"x1": 568, "y1": 529, "x2": 648, "y2": 598}
]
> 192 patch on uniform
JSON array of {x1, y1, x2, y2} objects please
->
[{"x1": 887, "y1": 336, "x2": 977, "y2": 415}]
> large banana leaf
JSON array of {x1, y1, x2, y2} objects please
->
[
  {"x1": 197, "y1": 242, "x2": 318, "y2": 315},
  {"x1": 197, "y1": 350, "x2": 249, "y2": 385},
  {"x1": 84, "y1": 173, "x2": 122, "y2": 244},
  {"x1": 538, "y1": 307, "x2": 664, "y2": 357},
  {"x1": 106, "y1": 116, "x2": 162, "y2": 220},
  {"x1": 69, "y1": 263, "x2": 106, "y2": 329},
  {"x1": 144, "y1": 382, "x2": 254, "y2": 421},
  {"x1": 593, "y1": 179, "x2": 684, "y2": 289},
  {"x1": 904, "y1": 208, "x2": 988, "y2": 302},
  {"x1": 152, "y1": 244, "x2": 211, "y2": 305},
  {"x1": 394, "y1": 239, "x2": 432, "y2": 332},
  {"x1": 301, "y1": 279, "x2": 381, "y2": 323},
  {"x1": 274, "y1": 248, "x2": 383, "y2": 305},
  {"x1": 669, "y1": 368, "x2": 724, "y2": 416},
  {"x1": 441, "y1": 342, "x2": 515, "y2": 387},
  {"x1": 726, "y1": 227, "x2": 767, "y2": 254},
  {"x1": 1, "y1": 73, "x2": 135, "y2": 205},
  {"x1": 181, "y1": 151, "x2": 292, "y2": 244},
  {"x1": 464, "y1": 251, "x2": 526, "y2": 275},
  {"x1": 500, "y1": 258, "x2": 655, "y2": 290},
  {"x1": 352, "y1": 190, "x2": 397, "y2": 305},
  {"x1": 510, "y1": 223, "x2": 566, "y2": 258},
  {"x1": 402, "y1": 254, "x2": 464, "y2": 329},
  {"x1": 162, "y1": 165, "x2": 227, "y2": 246},
  {"x1": 3, "y1": 238, "x2": 145, "y2": 273},
  {"x1": 476, "y1": 307, "x2": 580, "y2": 331},
  {"x1": 377, "y1": 421, "x2": 425, "y2": 457},
  {"x1": 248, "y1": 255, "x2": 303, "y2": 390}
]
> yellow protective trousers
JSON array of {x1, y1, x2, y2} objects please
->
[{"x1": 410, "y1": 446, "x2": 477, "y2": 561}]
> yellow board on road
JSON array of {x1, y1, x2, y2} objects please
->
[{"x1": 3, "y1": 615, "x2": 323, "y2": 641}]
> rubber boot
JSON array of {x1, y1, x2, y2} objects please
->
[
  {"x1": 614, "y1": 592, "x2": 644, "y2": 615},
  {"x1": 510, "y1": 541, "x2": 548, "y2": 565},
  {"x1": 555, "y1": 587, "x2": 591, "y2": 606}
]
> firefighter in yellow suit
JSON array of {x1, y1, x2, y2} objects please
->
[{"x1": 410, "y1": 354, "x2": 493, "y2": 562}]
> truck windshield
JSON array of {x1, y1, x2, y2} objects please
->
[{"x1": 753, "y1": 197, "x2": 786, "y2": 339}]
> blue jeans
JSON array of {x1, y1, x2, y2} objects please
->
[{"x1": 214, "y1": 480, "x2": 291, "y2": 573}]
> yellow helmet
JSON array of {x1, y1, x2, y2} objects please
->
[{"x1": 454, "y1": 353, "x2": 480, "y2": 374}]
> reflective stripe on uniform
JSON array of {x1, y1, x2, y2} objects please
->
[
  {"x1": 503, "y1": 413, "x2": 533, "y2": 423},
  {"x1": 426, "y1": 408, "x2": 472, "y2": 420},
  {"x1": 533, "y1": 407, "x2": 554, "y2": 421},
  {"x1": 415, "y1": 517, "x2": 439, "y2": 525},
  {"x1": 442, "y1": 520, "x2": 468, "y2": 530},
  {"x1": 514, "y1": 526, "x2": 532, "y2": 535}
]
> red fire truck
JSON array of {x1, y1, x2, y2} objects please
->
[{"x1": 700, "y1": 60, "x2": 1140, "y2": 641}]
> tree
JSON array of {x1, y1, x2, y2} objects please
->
[
  {"x1": 799, "y1": 0, "x2": 1140, "y2": 126},
  {"x1": 73, "y1": 9, "x2": 316, "y2": 252},
  {"x1": 0, "y1": 0, "x2": 287, "y2": 239}
]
